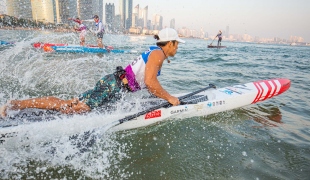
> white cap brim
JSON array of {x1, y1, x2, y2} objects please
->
[
  {"x1": 157, "y1": 38, "x2": 185, "y2": 43},
  {"x1": 176, "y1": 38, "x2": 185, "y2": 43}
]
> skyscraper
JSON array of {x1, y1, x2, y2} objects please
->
[
  {"x1": 119, "y1": 0, "x2": 132, "y2": 30},
  {"x1": 0, "y1": 0, "x2": 7, "y2": 14},
  {"x1": 56, "y1": 0, "x2": 78, "y2": 24},
  {"x1": 105, "y1": 3, "x2": 115, "y2": 29},
  {"x1": 31, "y1": 0, "x2": 55, "y2": 23},
  {"x1": 89, "y1": 0, "x2": 103, "y2": 21},
  {"x1": 78, "y1": 0, "x2": 101, "y2": 20},
  {"x1": 152, "y1": 14, "x2": 163, "y2": 30},
  {"x1": 7, "y1": 0, "x2": 32, "y2": 20},
  {"x1": 131, "y1": 4, "x2": 139, "y2": 28},
  {"x1": 142, "y1": 6, "x2": 148, "y2": 29},
  {"x1": 170, "y1": 18, "x2": 175, "y2": 29}
]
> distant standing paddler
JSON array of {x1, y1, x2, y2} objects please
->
[{"x1": 216, "y1": 30, "x2": 223, "y2": 46}]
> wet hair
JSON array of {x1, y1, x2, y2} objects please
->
[{"x1": 154, "y1": 35, "x2": 176, "y2": 47}]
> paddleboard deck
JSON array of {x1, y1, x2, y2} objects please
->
[
  {"x1": 0, "y1": 78, "x2": 291, "y2": 145},
  {"x1": 208, "y1": 45, "x2": 226, "y2": 48}
]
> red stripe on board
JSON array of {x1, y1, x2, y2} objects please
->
[
  {"x1": 268, "y1": 80, "x2": 278, "y2": 98},
  {"x1": 252, "y1": 82, "x2": 261, "y2": 104},
  {"x1": 261, "y1": 80, "x2": 272, "y2": 101},
  {"x1": 255, "y1": 82, "x2": 265, "y2": 103}
]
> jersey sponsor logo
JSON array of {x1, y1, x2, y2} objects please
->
[{"x1": 145, "y1": 110, "x2": 161, "y2": 119}]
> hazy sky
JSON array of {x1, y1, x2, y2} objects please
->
[
  {"x1": 0, "y1": 0, "x2": 308, "y2": 41},
  {"x1": 107, "y1": 0, "x2": 310, "y2": 42}
]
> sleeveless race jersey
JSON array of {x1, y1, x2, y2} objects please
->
[
  {"x1": 94, "y1": 21, "x2": 104, "y2": 33},
  {"x1": 78, "y1": 24, "x2": 87, "y2": 31},
  {"x1": 124, "y1": 46, "x2": 161, "y2": 92}
]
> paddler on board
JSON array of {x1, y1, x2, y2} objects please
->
[
  {"x1": 0, "y1": 28, "x2": 185, "y2": 118},
  {"x1": 216, "y1": 30, "x2": 223, "y2": 47},
  {"x1": 89, "y1": 15, "x2": 107, "y2": 49},
  {"x1": 68, "y1": 17, "x2": 87, "y2": 46}
]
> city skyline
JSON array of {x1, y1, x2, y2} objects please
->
[
  {"x1": 106, "y1": 0, "x2": 310, "y2": 42},
  {"x1": 0, "y1": 0, "x2": 309, "y2": 42}
]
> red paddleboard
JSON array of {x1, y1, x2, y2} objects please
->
[
  {"x1": 33, "y1": 42, "x2": 112, "y2": 49},
  {"x1": 32, "y1": 42, "x2": 68, "y2": 48}
]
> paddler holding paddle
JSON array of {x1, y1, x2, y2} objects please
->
[
  {"x1": 216, "y1": 30, "x2": 223, "y2": 46},
  {"x1": 90, "y1": 15, "x2": 106, "y2": 49},
  {"x1": 0, "y1": 28, "x2": 185, "y2": 118},
  {"x1": 68, "y1": 17, "x2": 87, "y2": 46}
]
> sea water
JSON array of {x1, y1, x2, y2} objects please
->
[{"x1": 0, "y1": 29, "x2": 309, "y2": 179}]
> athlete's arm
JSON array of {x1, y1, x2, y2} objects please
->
[{"x1": 144, "y1": 50, "x2": 180, "y2": 106}]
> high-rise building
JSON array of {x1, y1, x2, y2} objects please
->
[
  {"x1": 131, "y1": 4, "x2": 139, "y2": 28},
  {"x1": 114, "y1": 14, "x2": 122, "y2": 32},
  {"x1": 119, "y1": 0, "x2": 132, "y2": 30},
  {"x1": 142, "y1": 6, "x2": 148, "y2": 29},
  {"x1": 133, "y1": 4, "x2": 139, "y2": 16},
  {"x1": 7, "y1": 0, "x2": 32, "y2": 20},
  {"x1": 152, "y1": 14, "x2": 163, "y2": 30},
  {"x1": 31, "y1": 0, "x2": 55, "y2": 23},
  {"x1": 0, "y1": 0, "x2": 7, "y2": 14},
  {"x1": 170, "y1": 18, "x2": 175, "y2": 29},
  {"x1": 105, "y1": 3, "x2": 115, "y2": 29},
  {"x1": 147, "y1": 19, "x2": 151, "y2": 30},
  {"x1": 56, "y1": 0, "x2": 78, "y2": 24},
  {"x1": 99, "y1": 0, "x2": 103, "y2": 22},
  {"x1": 78, "y1": 0, "x2": 102, "y2": 21}
]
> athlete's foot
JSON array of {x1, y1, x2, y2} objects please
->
[{"x1": 105, "y1": 46, "x2": 111, "y2": 52}]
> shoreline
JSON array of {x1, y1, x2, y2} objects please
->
[
  {"x1": 1, "y1": 27, "x2": 309, "y2": 46},
  {"x1": 0, "y1": 26, "x2": 74, "y2": 33}
]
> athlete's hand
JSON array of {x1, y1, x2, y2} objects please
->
[
  {"x1": 60, "y1": 99, "x2": 79, "y2": 114},
  {"x1": 168, "y1": 96, "x2": 180, "y2": 106}
]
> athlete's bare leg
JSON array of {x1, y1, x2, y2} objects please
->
[
  {"x1": 97, "y1": 38, "x2": 104, "y2": 48},
  {"x1": 0, "y1": 97, "x2": 91, "y2": 118},
  {"x1": 80, "y1": 38, "x2": 85, "y2": 46}
]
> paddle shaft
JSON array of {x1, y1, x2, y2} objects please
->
[
  {"x1": 210, "y1": 36, "x2": 217, "y2": 45},
  {"x1": 117, "y1": 84, "x2": 216, "y2": 125}
]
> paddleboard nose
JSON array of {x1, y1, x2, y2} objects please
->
[
  {"x1": 252, "y1": 78, "x2": 291, "y2": 104},
  {"x1": 277, "y1": 78, "x2": 291, "y2": 95}
]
